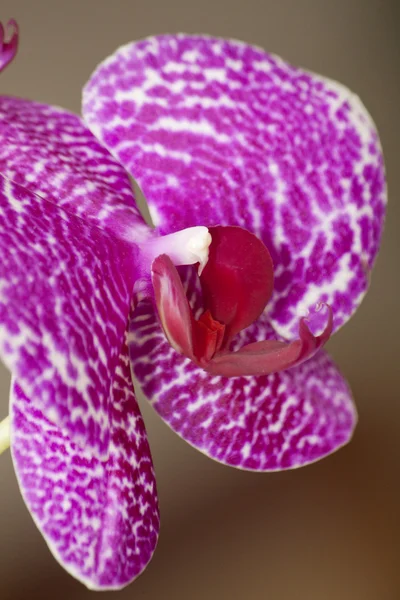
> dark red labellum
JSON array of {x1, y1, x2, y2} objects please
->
[
  {"x1": 200, "y1": 226, "x2": 274, "y2": 346},
  {"x1": 151, "y1": 226, "x2": 332, "y2": 377}
]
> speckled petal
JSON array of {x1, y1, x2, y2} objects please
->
[
  {"x1": 0, "y1": 174, "x2": 139, "y2": 458},
  {"x1": 10, "y1": 337, "x2": 159, "y2": 590},
  {"x1": 129, "y1": 300, "x2": 356, "y2": 470},
  {"x1": 0, "y1": 96, "x2": 149, "y2": 240},
  {"x1": 83, "y1": 34, "x2": 386, "y2": 339}
]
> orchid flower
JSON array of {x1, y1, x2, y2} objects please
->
[{"x1": 0, "y1": 24, "x2": 386, "y2": 591}]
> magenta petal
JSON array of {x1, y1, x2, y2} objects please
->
[
  {"x1": 0, "y1": 175, "x2": 140, "y2": 458},
  {"x1": 129, "y1": 301, "x2": 356, "y2": 470},
  {"x1": 10, "y1": 338, "x2": 159, "y2": 590},
  {"x1": 82, "y1": 34, "x2": 386, "y2": 339},
  {"x1": 0, "y1": 96, "x2": 149, "y2": 239}
]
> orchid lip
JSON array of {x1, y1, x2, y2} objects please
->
[{"x1": 152, "y1": 225, "x2": 333, "y2": 377}]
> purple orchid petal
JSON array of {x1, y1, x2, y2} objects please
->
[
  {"x1": 0, "y1": 96, "x2": 149, "y2": 240},
  {"x1": 10, "y1": 336, "x2": 159, "y2": 590},
  {"x1": 129, "y1": 300, "x2": 356, "y2": 470},
  {"x1": 0, "y1": 174, "x2": 140, "y2": 458},
  {"x1": 0, "y1": 19, "x2": 18, "y2": 72},
  {"x1": 82, "y1": 34, "x2": 386, "y2": 340}
]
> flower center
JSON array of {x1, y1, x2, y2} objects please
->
[
  {"x1": 150, "y1": 225, "x2": 332, "y2": 377},
  {"x1": 142, "y1": 226, "x2": 212, "y2": 274},
  {"x1": 198, "y1": 225, "x2": 274, "y2": 345},
  {"x1": 192, "y1": 310, "x2": 226, "y2": 364}
]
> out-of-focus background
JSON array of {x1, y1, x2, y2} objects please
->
[{"x1": 0, "y1": 1, "x2": 399, "y2": 598}]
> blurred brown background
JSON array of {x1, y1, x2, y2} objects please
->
[{"x1": 0, "y1": 0, "x2": 399, "y2": 599}]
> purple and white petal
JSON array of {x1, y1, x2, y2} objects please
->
[
  {"x1": 0, "y1": 96, "x2": 149, "y2": 240},
  {"x1": 10, "y1": 338, "x2": 159, "y2": 590},
  {"x1": 83, "y1": 34, "x2": 386, "y2": 339},
  {"x1": 0, "y1": 174, "x2": 140, "y2": 458},
  {"x1": 129, "y1": 300, "x2": 356, "y2": 470}
]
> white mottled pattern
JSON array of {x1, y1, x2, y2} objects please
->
[
  {"x1": 0, "y1": 96, "x2": 149, "y2": 241},
  {"x1": 129, "y1": 299, "x2": 356, "y2": 470},
  {"x1": 0, "y1": 174, "x2": 140, "y2": 458},
  {"x1": 0, "y1": 31, "x2": 386, "y2": 589},
  {"x1": 83, "y1": 34, "x2": 386, "y2": 340},
  {"x1": 10, "y1": 334, "x2": 159, "y2": 589}
]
